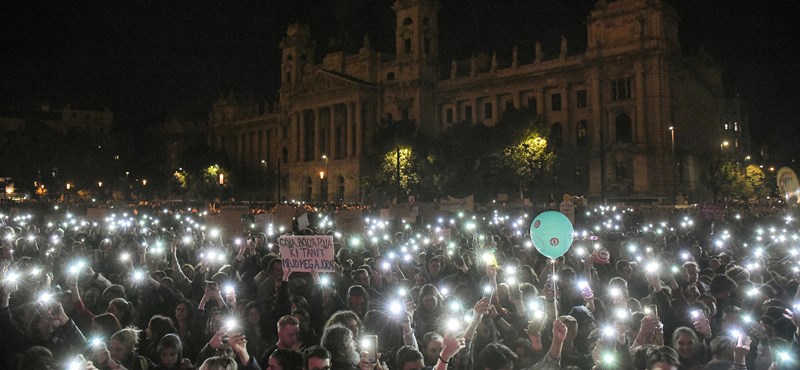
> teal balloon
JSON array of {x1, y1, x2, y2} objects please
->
[{"x1": 529, "y1": 211, "x2": 574, "y2": 259}]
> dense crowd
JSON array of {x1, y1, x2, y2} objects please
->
[{"x1": 1, "y1": 200, "x2": 799, "y2": 370}]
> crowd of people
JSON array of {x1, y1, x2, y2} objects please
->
[{"x1": 1, "y1": 200, "x2": 799, "y2": 370}]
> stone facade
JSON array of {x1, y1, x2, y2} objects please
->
[{"x1": 207, "y1": 0, "x2": 746, "y2": 203}]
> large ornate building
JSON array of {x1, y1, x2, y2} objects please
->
[{"x1": 207, "y1": 0, "x2": 746, "y2": 203}]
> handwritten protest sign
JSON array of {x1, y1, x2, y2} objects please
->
[{"x1": 278, "y1": 235, "x2": 335, "y2": 272}]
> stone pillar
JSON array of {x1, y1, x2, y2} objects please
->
[
  {"x1": 561, "y1": 84, "x2": 571, "y2": 146},
  {"x1": 346, "y1": 101, "x2": 354, "y2": 158},
  {"x1": 314, "y1": 108, "x2": 321, "y2": 161},
  {"x1": 355, "y1": 101, "x2": 363, "y2": 156},
  {"x1": 536, "y1": 88, "x2": 545, "y2": 116},
  {"x1": 589, "y1": 69, "x2": 603, "y2": 195},
  {"x1": 634, "y1": 61, "x2": 647, "y2": 145},
  {"x1": 329, "y1": 105, "x2": 337, "y2": 160},
  {"x1": 299, "y1": 111, "x2": 306, "y2": 162}
]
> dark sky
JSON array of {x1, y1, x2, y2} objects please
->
[{"x1": 2, "y1": 0, "x2": 799, "y2": 162}]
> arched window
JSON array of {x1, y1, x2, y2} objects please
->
[
  {"x1": 549, "y1": 122, "x2": 563, "y2": 148},
  {"x1": 336, "y1": 176, "x2": 345, "y2": 201},
  {"x1": 577, "y1": 120, "x2": 588, "y2": 147},
  {"x1": 386, "y1": 72, "x2": 395, "y2": 81},
  {"x1": 615, "y1": 114, "x2": 633, "y2": 144},
  {"x1": 403, "y1": 17, "x2": 413, "y2": 26},
  {"x1": 303, "y1": 177, "x2": 312, "y2": 202}
]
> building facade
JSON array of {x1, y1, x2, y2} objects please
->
[{"x1": 208, "y1": 0, "x2": 745, "y2": 203}]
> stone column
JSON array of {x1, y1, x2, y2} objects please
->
[
  {"x1": 536, "y1": 88, "x2": 545, "y2": 116},
  {"x1": 329, "y1": 105, "x2": 337, "y2": 159},
  {"x1": 299, "y1": 111, "x2": 306, "y2": 162},
  {"x1": 634, "y1": 61, "x2": 647, "y2": 145},
  {"x1": 561, "y1": 84, "x2": 571, "y2": 146},
  {"x1": 346, "y1": 101, "x2": 354, "y2": 158},
  {"x1": 314, "y1": 108, "x2": 321, "y2": 160},
  {"x1": 355, "y1": 101, "x2": 363, "y2": 156}
]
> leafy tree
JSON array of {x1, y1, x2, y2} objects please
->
[{"x1": 744, "y1": 164, "x2": 768, "y2": 199}]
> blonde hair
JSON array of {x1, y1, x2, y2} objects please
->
[
  {"x1": 199, "y1": 356, "x2": 238, "y2": 370},
  {"x1": 111, "y1": 327, "x2": 142, "y2": 354}
]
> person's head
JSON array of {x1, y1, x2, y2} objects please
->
[
  {"x1": 91, "y1": 313, "x2": 122, "y2": 341},
  {"x1": 421, "y1": 332, "x2": 443, "y2": 365},
  {"x1": 682, "y1": 262, "x2": 699, "y2": 283},
  {"x1": 110, "y1": 327, "x2": 141, "y2": 363},
  {"x1": 418, "y1": 284, "x2": 442, "y2": 312},
  {"x1": 478, "y1": 343, "x2": 518, "y2": 370},
  {"x1": 22, "y1": 346, "x2": 53, "y2": 370},
  {"x1": 428, "y1": 257, "x2": 442, "y2": 277},
  {"x1": 303, "y1": 345, "x2": 331, "y2": 370},
  {"x1": 269, "y1": 348, "x2": 303, "y2": 370},
  {"x1": 157, "y1": 333, "x2": 183, "y2": 368},
  {"x1": 708, "y1": 336, "x2": 735, "y2": 362},
  {"x1": 198, "y1": 356, "x2": 237, "y2": 370},
  {"x1": 320, "y1": 324, "x2": 359, "y2": 366},
  {"x1": 147, "y1": 315, "x2": 176, "y2": 342},
  {"x1": 271, "y1": 259, "x2": 284, "y2": 279},
  {"x1": 346, "y1": 285, "x2": 369, "y2": 316},
  {"x1": 616, "y1": 261, "x2": 633, "y2": 279},
  {"x1": 106, "y1": 298, "x2": 132, "y2": 326},
  {"x1": 569, "y1": 306, "x2": 596, "y2": 338},
  {"x1": 352, "y1": 269, "x2": 371, "y2": 287},
  {"x1": 671, "y1": 327, "x2": 699, "y2": 360},
  {"x1": 608, "y1": 277, "x2": 629, "y2": 299},
  {"x1": 175, "y1": 299, "x2": 192, "y2": 322},
  {"x1": 395, "y1": 346, "x2": 425, "y2": 370},
  {"x1": 277, "y1": 315, "x2": 300, "y2": 348},
  {"x1": 709, "y1": 274, "x2": 737, "y2": 304},
  {"x1": 646, "y1": 346, "x2": 680, "y2": 370},
  {"x1": 324, "y1": 310, "x2": 363, "y2": 340}
]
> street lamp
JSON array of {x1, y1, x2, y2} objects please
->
[
  {"x1": 669, "y1": 126, "x2": 676, "y2": 203},
  {"x1": 321, "y1": 154, "x2": 329, "y2": 202}
]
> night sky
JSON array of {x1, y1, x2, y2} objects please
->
[{"x1": 2, "y1": 0, "x2": 799, "y2": 163}]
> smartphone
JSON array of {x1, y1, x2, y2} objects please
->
[
  {"x1": 483, "y1": 286, "x2": 494, "y2": 299},
  {"x1": 645, "y1": 304, "x2": 659, "y2": 320},
  {"x1": 361, "y1": 335, "x2": 378, "y2": 363}
]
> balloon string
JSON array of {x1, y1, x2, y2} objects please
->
[{"x1": 552, "y1": 261, "x2": 556, "y2": 299}]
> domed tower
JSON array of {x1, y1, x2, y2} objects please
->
[{"x1": 280, "y1": 24, "x2": 315, "y2": 93}]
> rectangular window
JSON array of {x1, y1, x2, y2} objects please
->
[
  {"x1": 506, "y1": 101, "x2": 514, "y2": 111},
  {"x1": 484, "y1": 103, "x2": 493, "y2": 119},
  {"x1": 465, "y1": 106, "x2": 473, "y2": 122},
  {"x1": 527, "y1": 97, "x2": 537, "y2": 114},
  {"x1": 576, "y1": 90, "x2": 588, "y2": 108},
  {"x1": 611, "y1": 78, "x2": 632, "y2": 101},
  {"x1": 446, "y1": 108, "x2": 453, "y2": 123},
  {"x1": 404, "y1": 39, "x2": 412, "y2": 54},
  {"x1": 424, "y1": 38, "x2": 431, "y2": 54},
  {"x1": 386, "y1": 113, "x2": 393, "y2": 124},
  {"x1": 551, "y1": 93, "x2": 562, "y2": 111},
  {"x1": 402, "y1": 108, "x2": 410, "y2": 123}
]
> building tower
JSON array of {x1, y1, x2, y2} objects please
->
[
  {"x1": 279, "y1": 24, "x2": 315, "y2": 100},
  {"x1": 391, "y1": 0, "x2": 441, "y2": 133}
]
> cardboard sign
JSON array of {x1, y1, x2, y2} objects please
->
[
  {"x1": 440, "y1": 195, "x2": 474, "y2": 212},
  {"x1": 278, "y1": 235, "x2": 335, "y2": 272},
  {"x1": 86, "y1": 208, "x2": 108, "y2": 220},
  {"x1": 335, "y1": 208, "x2": 364, "y2": 233},
  {"x1": 273, "y1": 205, "x2": 297, "y2": 230},
  {"x1": 700, "y1": 202, "x2": 726, "y2": 221},
  {"x1": 777, "y1": 167, "x2": 800, "y2": 203}
]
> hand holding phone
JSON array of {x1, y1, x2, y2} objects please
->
[{"x1": 360, "y1": 335, "x2": 378, "y2": 364}]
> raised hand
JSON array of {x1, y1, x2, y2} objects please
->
[{"x1": 552, "y1": 318, "x2": 568, "y2": 342}]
